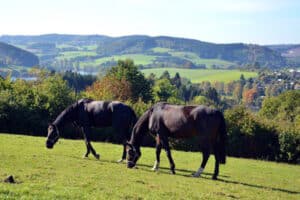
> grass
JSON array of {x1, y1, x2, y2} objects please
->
[
  {"x1": 141, "y1": 68, "x2": 258, "y2": 83},
  {"x1": 169, "y1": 51, "x2": 235, "y2": 68},
  {"x1": 0, "y1": 134, "x2": 299, "y2": 199},
  {"x1": 80, "y1": 54, "x2": 156, "y2": 68},
  {"x1": 57, "y1": 51, "x2": 98, "y2": 59}
]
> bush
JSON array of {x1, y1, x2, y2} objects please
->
[{"x1": 278, "y1": 128, "x2": 300, "y2": 163}]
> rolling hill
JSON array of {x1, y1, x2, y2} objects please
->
[
  {"x1": 0, "y1": 34, "x2": 288, "y2": 71},
  {"x1": 0, "y1": 42, "x2": 39, "y2": 67}
]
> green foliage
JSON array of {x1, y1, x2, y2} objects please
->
[
  {"x1": 0, "y1": 72, "x2": 75, "y2": 135},
  {"x1": 278, "y1": 128, "x2": 300, "y2": 163},
  {"x1": 153, "y1": 78, "x2": 179, "y2": 102},
  {"x1": 108, "y1": 59, "x2": 153, "y2": 102},
  {"x1": 225, "y1": 106, "x2": 280, "y2": 160},
  {"x1": 260, "y1": 90, "x2": 300, "y2": 123}
]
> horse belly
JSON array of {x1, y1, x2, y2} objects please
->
[
  {"x1": 165, "y1": 120, "x2": 196, "y2": 138},
  {"x1": 92, "y1": 112, "x2": 112, "y2": 127}
]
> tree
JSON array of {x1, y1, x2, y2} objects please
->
[
  {"x1": 107, "y1": 59, "x2": 153, "y2": 102},
  {"x1": 85, "y1": 75, "x2": 131, "y2": 101},
  {"x1": 171, "y1": 72, "x2": 181, "y2": 89},
  {"x1": 204, "y1": 87, "x2": 220, "y2": 105},
  {"x1": 259, "y1": 90, "x2": 300, "y2": 123},
  {"x1": 243, "y1": 88, "x2": 258, "y2": 105},
  {"x1": 153, "y1": 78, "x2": 179, "y2": 102},
  {"x1": 160, "y1": 70, "x2": 171, "y2": 80}
]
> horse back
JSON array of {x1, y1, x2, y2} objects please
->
[{"x1": 149, "y1": 104, "x2": 198, "y2": 137}]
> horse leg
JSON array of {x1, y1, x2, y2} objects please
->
[
  {"x1": 212, "y1": 146, "x2": 220, "y2": 180},
  {"x1": 152, "y1": 135, "x2": 162, "y2": 171},
  {"x1": 117, "y1": 140, "x2": 127, "y2": 163},
  {"x1": 82, "y1": 126, "x2": 100, "y2": 159},
  {"x1": 193, "y1": 148, "x2": 210, "y2": 177},
  {"x1": 161, "y1": 137, "x2": 175, "y2": 174}
]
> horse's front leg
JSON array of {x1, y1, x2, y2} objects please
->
[
  {"x1": 161, "y1": 136, "x2": 175, "y2": 174},
  {"x1": 117, "y1": 140, "x2": 127, "y2": 163},
  {"x1": 152, "y1": 135, "x2": 162, "y2": 171},
  {"x1": 82, "y1": 126, "x2": 100, "y2": 159}
]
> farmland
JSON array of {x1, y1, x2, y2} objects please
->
[{"x1": 141, "y1": 68, "x2": 258, "y2": 83}]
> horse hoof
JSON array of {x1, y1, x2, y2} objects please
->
[
  {"x1": 151, "y1": 167, "x2": 159, "y2": 171},
  {"x1": 117, "y1": 159, "x2": 124, "y2": 163},
  {"x1": 95, "y1": 154, "x2": 100, "y2": 159},
  {"x1": 83, "y1": 155, "x2": 89, "y2": 159},
  {"x1": 192, "y1": 173, "x2": 200, "y2": 178},
  {"x1": 171, "y1": 170, "x2": 176, "y2": 175},
  {"x1": 212, "y1": 176, "x2": 218, "y2": 180}
]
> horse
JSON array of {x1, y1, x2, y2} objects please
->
[
  {"x1": 46, "y1": 98, "x2": 137, "y2": 162},
  {"x1": 126, "y1": 102, "x2": 227, "y2": 180}
]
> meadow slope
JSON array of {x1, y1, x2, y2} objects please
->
[
  {"x1": 141, "y1": 68, "x2": 258, "y2": 83},
  {"x1": 0, "y1": 134, "x2": 299, "y2": 199}
]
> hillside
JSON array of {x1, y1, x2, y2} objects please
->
[
  {"x1": 267, "y1": 44, "x2": 300, "y2": 66},
  {"x1": 0, "y1": 134, "x2": 299, "y2": 199},
  {"x1": 0, "y1": 34, "x2": 287, "y2": 72},
  {"x1": 0, "y1": 42, "x2": 39, "y2": 67}
]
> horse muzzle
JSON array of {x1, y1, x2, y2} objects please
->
[
  {"x1": 127, "y1": 161, "x2": 136, "y2": 168},
  {"x1": 46, "y1": 141, "x2": 54, "y2": 149}
]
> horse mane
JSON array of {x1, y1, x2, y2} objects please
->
[
  {"x1": 53, "y1": 99, "x2": 92, "y2": 127},
  {"x1": 129, "y1": 107, "x2": 152, "y2": 147}
]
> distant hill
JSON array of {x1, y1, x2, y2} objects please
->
[
  {"x1": 0, "y1": 34, "x2": 289, "y2": 70},
  {"x1": 0, "y1": 42, "x2": 39, "y2": 67},
  {"x1": 267, "y1": 44, "x2": 300, "y2": 66}
]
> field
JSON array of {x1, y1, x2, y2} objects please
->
[
  {"x1": 1, "y1": 134, "x2": 299, "y2": 199},
  {"x1": 141, "y1": 68, "x2": 258, "y2": 83}
]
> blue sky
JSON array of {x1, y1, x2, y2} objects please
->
[{"x1": 1, "y1": 0, "x2": 299, "y2": 44}]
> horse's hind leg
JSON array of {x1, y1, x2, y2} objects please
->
[
  {"x1": 193, "y1": 148, "x2": 210, "y2": 177},
  {"x1": 212, "y1": 146, "x2": 220, "y2": 180},
  {"x1": 161, "y1": 136, "x2": 175, "y2": 174},
  {"x1": 82, "y1": 126, "x2": 100, "y2": 159},
  {"x1": 152, "y1": 135, "x2": 162, "y2": 171}
]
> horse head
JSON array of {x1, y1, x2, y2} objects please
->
[
  {"x1": 126, "y1": 142, "x2": 140, "y2": 168},
  {"x1": 46, "y1": 123, "x2": 60, "y2": 149}
]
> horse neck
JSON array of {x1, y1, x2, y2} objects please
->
[
  {"x1": 129, "y1": 110, "x2": 150, "y2": 149},
  {"x1": 53, "y1": 106, "x2": 76, "y2": 129}
]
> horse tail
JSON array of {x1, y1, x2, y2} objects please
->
[
  {"x1": 130, "y1": 108, "x2": 138, "y2": 128},
  {"x1": 217, "y1": 110, "x2": 227, "y2": 164}
]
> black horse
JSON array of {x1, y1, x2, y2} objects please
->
[
  {"x1": 46, "y1": 99, "x2": 137, "y2": 162},
  {"x1": 126, "y1": 102, "x2": 227, "y2": 180}
]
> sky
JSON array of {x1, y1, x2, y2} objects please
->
[{"x1": 0, "y1": 0, "x2": 300, "y2": 44}]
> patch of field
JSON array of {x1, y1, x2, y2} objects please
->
[
  {"x1": 141, "y1": 68, "x2": 258, "y2": 83},
  {"x1": 170, "y1": 51, "x2": 235, "y2": 68},
  {"x1": 0, "y1": 134, "x2": 299, "y2": 199},
  {"x1": 56, "y1": 51, "x2": 98, "y2": 59},
  {"x1": 151, "y1": 47, "x2": 173, "y2": 53},
  {"x1": 80, "y1": 54, "x2": 156, "y2": 67}
]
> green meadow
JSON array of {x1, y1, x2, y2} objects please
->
[
  {"x1": 141, "y1": 68, "x2": 258, "y2": 83},
  {"x1": 1, "y1": 134, "x2": 299, "y2": 199}
]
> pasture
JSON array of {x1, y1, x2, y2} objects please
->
[
  {"x1": 141, "y1": 68, "x2": 258, "y2": 83},
  {"x1": 0, "y1": 134, "x2": 299, "y2": 199}
]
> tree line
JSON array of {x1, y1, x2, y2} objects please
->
[{"x1": 0, "y1": 59, "x2": 299, "y2": 163}]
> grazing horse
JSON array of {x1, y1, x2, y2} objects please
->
[
  {"x1": 126, "y1": 102, "x2": 227, "y2": 180},
  {"x1": 46, "y1": 98, "x2": 137, "y2": 162}
]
